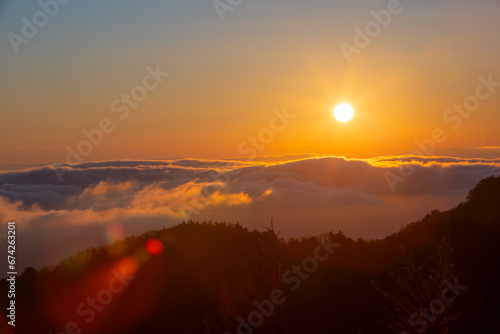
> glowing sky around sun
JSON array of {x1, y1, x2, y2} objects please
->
[{"x1": 0, "y1": 0, "x2": 499, "y2": 164}]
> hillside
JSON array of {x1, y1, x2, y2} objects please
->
[{"x1": 1, "y1": 176, "x2": 500, "y2": 334}]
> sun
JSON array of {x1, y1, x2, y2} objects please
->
[{"x1": 333, "y1": 103, "x2": 355, "y2": 122}]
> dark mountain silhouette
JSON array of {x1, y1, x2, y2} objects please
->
[{"x1": 1, "y1": 175, "x2": 500, "y2": 333}]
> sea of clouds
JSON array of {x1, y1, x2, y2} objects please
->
[{"x1": 1, "y1": 154, "x2": 499, "y2": 270}]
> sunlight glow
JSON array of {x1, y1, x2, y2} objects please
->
[{"x1": 333, "y1": 103, "x2": 355, "y2": 122}]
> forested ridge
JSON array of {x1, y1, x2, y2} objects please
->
[{"x1": 2, "y1": 176, "x2": 500, "y2": 333}]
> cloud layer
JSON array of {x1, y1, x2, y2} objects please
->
[{"x1": 1, "y1": 155, "x2": 499, "y2": 270}]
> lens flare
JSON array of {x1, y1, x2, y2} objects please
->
[
  {"x1": 118, "y1": 256, "x2": 140, "y2": 275},
  {"x1": 145, "y1": 238, "x2": 164, "y2": 256},
  {"x1": 105, "y1": 223, "x2": 125, "y2": 243}
]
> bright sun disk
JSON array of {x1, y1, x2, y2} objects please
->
[{"x1": 333, "y1": 103, "x2": 355, "y2": 122}]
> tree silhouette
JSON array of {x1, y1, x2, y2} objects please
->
[{"x1": 375, "y1": 218, "x2": 462, "y2": 334}]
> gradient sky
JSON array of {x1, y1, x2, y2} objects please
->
[
  {"x1": 1, "y1": 0, "x2": 500, "y2": 270},
  {"x1": 1, "y1": 0, "x2": 500, "y2": 163}
]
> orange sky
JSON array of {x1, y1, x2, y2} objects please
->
[{"x1": 1, "y1": 0, "x2": 500, "y2": 164}]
